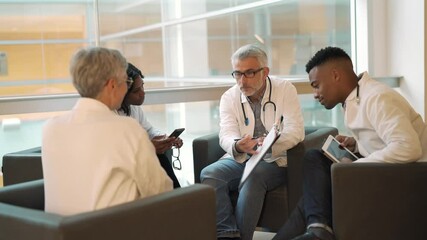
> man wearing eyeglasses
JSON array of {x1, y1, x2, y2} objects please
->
[{"x1": 200, "y1": 44, "x2": 305, "y2": 240}]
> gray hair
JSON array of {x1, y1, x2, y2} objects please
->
[
  {"x1": 231, "y1": 44, "x2": 268, "y2": 67},
  {"x1": 70, "y1": 47, "x2": 127, "y2": 98}
]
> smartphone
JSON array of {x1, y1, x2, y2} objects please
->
[{"x1": 168, "y1": 128, "x2": 185, "y2": 138}]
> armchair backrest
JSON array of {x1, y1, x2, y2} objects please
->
[
  {"x1": 0, "y1": 180, "x2": 216, "y2": 240},
  {"x1": 192, "y1": 126, "x2": 338, "y2": 231},
  {"x1": 192, "y1": 133, "x2": 225, "y2": 184},
  {"x1": 2, "y1": 147, "x2": 43, "y2": 186},
  {"x1": 192, "y1": 126, "x2": 338, "y2": 185}
]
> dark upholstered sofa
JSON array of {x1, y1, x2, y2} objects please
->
[
  {"x1": 192, "y1": 126, "x2": 338, "y2": 232},
  {"x1": 0, "y1": 179, "x2": 216, "y2": 240},
  {"x1": 332, "y1": 162, "x2": 427, "y2": 240}
]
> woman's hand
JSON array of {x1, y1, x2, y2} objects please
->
[
  {"x1": 172, "y1": 137, "x2": 183, "y2": 148},
  {"x1": 151, "y1": 135, "x2": 174, "y2": 154}
]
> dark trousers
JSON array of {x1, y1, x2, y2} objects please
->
[
  {"x1": 273, "y1": 149, "x2": 333, "y2": 240},
  {"x1": 157, "y1": 154, "x2": 181, "y2": 188}
]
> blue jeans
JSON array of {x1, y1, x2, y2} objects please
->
[
  {"x1": 273, "y1": 149, "x2": 333, "y2": 240},
  {"x1": 200, "y1": 158, "x2": 287, "y2": 240},
  {"x1": 303, "y1": 149, "x2": 333, "y2": 227}
]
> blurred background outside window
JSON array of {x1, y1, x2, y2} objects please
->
[{"x1": 0, "y1": 0, "x2": 351, "y2": 185}]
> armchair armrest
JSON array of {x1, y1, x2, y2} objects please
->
[
  {"x1": 0, "y1": 179, "x2": 44, "y2": 210},
  {"x1": 0, "y1": 181, "x2": 216, "y2": 240},
  {"x1": 332, "y1": 163, "x2": 427, "y2": 240},
  {"x1": 62, "y1": 184, "x2": 217, "y2": 240},
  {"x1": 193, "y1": 133, "x2": 225, "y2": 183}
]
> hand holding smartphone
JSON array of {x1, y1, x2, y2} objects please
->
[{"x1": 168, "y1": 128, "x2": 185, "y2": 138}]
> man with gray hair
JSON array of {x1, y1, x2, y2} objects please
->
[
  {"x1": 200, "y1": 44, "x2": 305, "y2": 240},
  {"x1": 42, "y1": 47, "x2": 172, "y2": 215}
]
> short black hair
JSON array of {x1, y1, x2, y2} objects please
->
[{"x1": 305, "y1": 47, "x2": 351, "y2": 73}]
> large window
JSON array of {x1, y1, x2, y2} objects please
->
[
  {"x1": 0, "y1": 0, "x2": 351, "y2": 97},
  {"x1": 0, "y1": 1, "x2": 97, "y2": 97},
  {"x1": 100, "y1": 0, "x2": 351, "y2": 84},
  {"x1": 0, "y1": 0, "x2": 352, "y2": 183}
]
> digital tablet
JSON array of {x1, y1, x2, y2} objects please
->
[{"x1": 321, "y1": 135, "x2": 359, "y2": 163}]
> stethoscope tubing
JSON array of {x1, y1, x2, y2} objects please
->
[{"x1": 241, "y1": 76, "x2": 276, "y2": 126}]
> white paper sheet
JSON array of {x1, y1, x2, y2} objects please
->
[{"x1": 239, "y1": 126, "x2": 280, "y2": 187}]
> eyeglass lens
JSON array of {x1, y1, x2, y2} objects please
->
[{"x1": 126, "y1": 78, "x2": 133, "y2": 89}]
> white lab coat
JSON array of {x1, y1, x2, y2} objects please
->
[
  {"x1": 42, "y1": 98, "x2": 172, "y2": 215},
  {"x1": 219, "y1": 77, "x2": 305, "y2": 166},
  {"x1": 345, "y1": 72, "x2": 427, "y2": 163}
]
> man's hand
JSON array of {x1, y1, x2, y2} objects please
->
[
  {"x1": 235, "y1": 135, "x2": 259, "y2": 155},
  {"x1": 335, "y1": 135, "x2": 356, "y2": 152},
  {"x1": 152, "y1": 135, "x2": 175, "y2": 154},
  {"x1": 339, "y1": 157, "x2": 354, "y2": 163}
]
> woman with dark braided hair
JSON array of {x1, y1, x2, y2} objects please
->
[{"x1": 117, "y1": 63, "x2": 182, "y2": 188}]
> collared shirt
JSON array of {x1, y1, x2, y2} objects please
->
[
  {"x1": 42, "y1": 98, "x2": 172, "y2": 215},
  {"x1": 248, "y1": 98, "x2": 268, "y2": 138}
]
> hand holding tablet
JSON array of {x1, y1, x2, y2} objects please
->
[{"x1": 321, "y1": 135, "x2": 359, "y2": 163}]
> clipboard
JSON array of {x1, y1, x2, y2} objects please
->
[{"x1": 239, "y1": 126, "x2": 281, "y2": 187}]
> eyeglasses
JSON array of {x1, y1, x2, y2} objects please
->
[
  {"x1": 231, "y1": 67, "x2": 264, "y2": 79},
  {"x1": 172, "y1": 147, "x2": 182, "y2": 170},
  {"x1": 130, "y1": 82, "x2": 144, "y2": 93},
  {"x1": 126, "y1": 77, "x2": 134, "y2": 89}
]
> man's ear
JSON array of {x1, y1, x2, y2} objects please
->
[
  {"x1": 263, "y1": 67, "x2": 270, "y2": 78},
  {"x1": 331, "y1": 68, "x2": 341, "y2": 82}
]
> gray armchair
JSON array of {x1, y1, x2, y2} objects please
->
[
  {"x1": 332, "y1": 162, "x2": 427, "y2": 240},
  {"x1": 0, "y1": 179, "x2": 216, "y2": 240},
  {"x1": 192, "y1": 126, "x2": 338, "y2": 231}
]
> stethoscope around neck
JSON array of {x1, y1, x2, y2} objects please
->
[{"x1": 241, "y1": 76, "x2": 276, "y2": 126}]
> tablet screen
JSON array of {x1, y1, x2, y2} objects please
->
[{"x1": 323, "y1": 135, "x2": 359, "y2": 162}]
